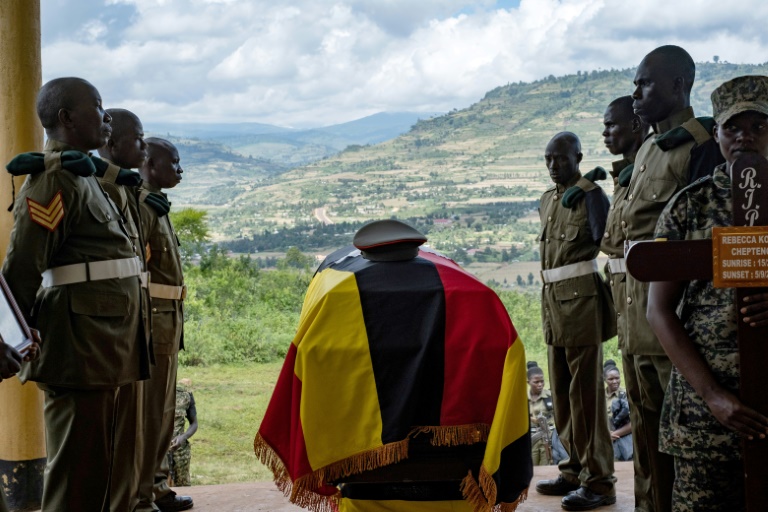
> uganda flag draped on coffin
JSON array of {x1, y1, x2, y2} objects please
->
[{"x1": 255, "y1": 246, "x2": 532, "y2": 512}]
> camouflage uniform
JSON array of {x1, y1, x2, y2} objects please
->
[
  {"x1": 528, "y1": 389, "x2": 555, "y2": 465},
  {"x1": 169, "y1": 387, "x2": 195, "y2": 486},
  {"x1": 655, "y1": 163, "x2": 744, "y2": 511}
]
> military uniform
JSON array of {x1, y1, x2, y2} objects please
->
[
  {"x1": 98, "y1": 159, "x2": 153, "y2": 512},
  {"x1": 617, "y1": 106, "x2": 723, "y2": 512},
  {"x1": 654, "y1": 163, "x2": 744, "y2": 511},
  {"x1": 605, "y1": 386, "x2": 633, "y2": 461},
  {"x1": 539, "y1": 172, "x2": 616, "y2": 496},
  {"x1": 1, "y1": 140, "x2": 146, "y2": 511},
  {"x1": 169, "y1": 387, "x2": 196, "y2": 486},
  {"x1": 528, "y1": 388, "x2": 554, "y2": 465},
  {"x1": 134, "y1": 181, "x2": 186, "y2": 511}
]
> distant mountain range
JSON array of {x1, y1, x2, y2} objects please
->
[
  {"x1": 147, "y1": 111, "x2": 442, "y2": 168},
  {"x1": 161, "y1": 62, "x2": 768, "y2": 254}
]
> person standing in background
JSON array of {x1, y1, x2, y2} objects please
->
[
  {"x1": 134, "y1": 138, "x2": 192, "y2": 512},
  {"x1": 620, "y1": 45, "x2": 724, "y2": 512},
  {"x1": 535, "y1": 132, "x2": 616, "y2": 511},
  {"x1": 97, "y1": 107, "x2": 153, "y2": 512},
  {"x1": 168, "y1": 378, "x2": 198, "y2": 487}
]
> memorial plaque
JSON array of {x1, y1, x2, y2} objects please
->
[{"x1": 712, "y1": 226, "x2": 768, "y2": 288}]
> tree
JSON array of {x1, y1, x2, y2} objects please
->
[
  {"x1": 516, "y1": 275, "x2": 525, "y2": 287},
  {"x1": 713, "y1": 55, "x2": 720, "y2": 64},
  {"x1": 170, "y1": 208, "x2": 209, "y2": 263},
  {"x1": 527, "y1": 272, "x2": 534, "y2": 286},
  {"x1": 277, "y1": 247, "x2": 315, "y2": 271}
]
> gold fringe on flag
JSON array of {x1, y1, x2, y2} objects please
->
[
  {"x1": 410, "y1": 423, "x2": 490, "y2": 447},
  {"x1": 254, "y1": 433, "x2": 410, "y2": 512},
  {"x1": 460, "y1": 467, "x2": 528, "y2": 512}
]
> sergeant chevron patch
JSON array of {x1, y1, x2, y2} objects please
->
[{"x1": 27, "y1": 191, "x2": 64, "y2": 231}]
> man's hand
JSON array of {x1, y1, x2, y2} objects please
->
[
  {"x1": 170, "y1": 435, "x2": 185, "y2": 451},
  {"x1": 22, "y1": 329, "x2": 41, "y2": 362},
  {"x1": 741, "y1": 292, "x2": 768, "y2": 327},
  {"x1": 706, "y1": 388, "x2": 768, "y2": 440},
  {"x1": 0, "y1": 342, "x2": 23, "y2": 381}
]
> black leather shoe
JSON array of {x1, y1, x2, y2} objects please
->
[
  {"x1": 561, "y1": 487, "x2": 616, "y2": 511},
  {"x1": 155, "y1": 493, "x2": 194, "y2": 512},
  {"x1": 535, "y1": 475, "x2": 580, "y2": 496}
]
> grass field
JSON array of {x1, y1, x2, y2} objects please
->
[{"x1": 176, "y1": 362, "x2": 283, "y2": 484}]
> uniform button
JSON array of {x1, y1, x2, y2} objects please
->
[
  {"x1": 545, "y1": 260, "x2": 549, "y2": 266},
  {"x1": 107, "y1": 214, "x2": 111, "y2": 221},
  {"x1": 603, "y1": 232, "x2": 609, "y2": 238},
  {"x1": 640, "y1": 164, "x2": 646, "y2": 172},
  {"x1": 547, "y1": 216, "x2": 552, "y2": 221},
  {"x1": 544, "y1": 284, "x2": 549, "y2": 289},
  {"x1": 610, "y1": 280, "x2": 614, "y2": 286},
  {"x1": 560, "y1": 233, "x2": 565, "y2": 239},
  {"x1": 152, "y1": 307, "x2": 158, "y2": 313},
  {"x1": 573, "y1": 291, "x2": 579, "y2": 296},
  {"x1": 621, "y1": 221, "x2": 626, "y2": 228},
  {"x1": 628, "y1": 194, "x2": 634, "y2": 200},
  {"x1": 652, "y1": 193, "x2": 657, "y2": 199},
  {"x1": 617, "y1": 312, "x2": 621, "y2": 317},
  {"x1": 553, "y1": 194, "x2": 559, "y2": 200},
  {"x1": 546, "y1": 239, "x2": 550, "y2": 243},
  {"x1": 626, "y1": 297, "x2": 632, "y2": 305},
  {"x1": 610, "y1": 204, "x2": 615, "y2": 210}
]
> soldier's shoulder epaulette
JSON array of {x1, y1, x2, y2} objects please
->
[
  {"x1": 617, "y1": 163, "x2": 634, "y2": 187},
  {"x1": 139, "y1": 189, "x2": 171, "y2": 217},
  {"x1": 91, "y1": 157, "x2": 142, "y2": 187},
  {"x1": 7, "y1": 150, "x2": 96, "y2": 177},
  {"x1": 655, "y1": 116, "x2": 715, "y2": 152},
  {"x1": 562, "y1": 167, "x2": 605, "y2": 208}
]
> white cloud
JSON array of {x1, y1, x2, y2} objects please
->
[{"x1": 40, "y1": 0, "x2": 768, "y2": 127}]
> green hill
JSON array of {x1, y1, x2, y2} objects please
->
[{"x1": 184, "y1": 62, "x2": 768, "y2": 260}]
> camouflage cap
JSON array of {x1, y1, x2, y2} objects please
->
[
  {"x1": 353, "y1": 219, "x2": 427, "y2": 261},
  {"x1": 711, "y1": 75, "x2": 768, "y2": 125}
]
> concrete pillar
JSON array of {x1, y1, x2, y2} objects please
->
[{"x1": 0, "y1": 0, "x2": 46, "y2": 510}]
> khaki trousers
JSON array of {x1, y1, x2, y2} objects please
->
[
  {"x1": 110, "y1": 381, "x2": 144, "y2": 512},
  {"x1": 548, "y1": 344, "x2": 615, "y2": 495},
  {"x1": 623, "y1": 353, "x2": 674, "y2": 512},
  {"x1": 39, "y1": 384, "x2": 119, "y2": 512},
  {"x1": 135, "y1": 352, "x2": 177, "y2": 512}
]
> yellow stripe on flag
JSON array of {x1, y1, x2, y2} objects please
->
[
  {"x1": 482, "y1": 338, "x2": 529, "y2": 475},
  {"x1": 294, "y1": 268, "x2": 384, "y2": 470}
]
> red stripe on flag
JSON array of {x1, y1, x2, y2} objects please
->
[
  {"x1": 418, "y1": 250, "x2": 518, "y2": 426},
  {"x1": 258, "y1": 343, "x2": 313, "y2": 480}
]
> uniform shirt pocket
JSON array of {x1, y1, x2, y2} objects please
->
[
  {"x1": 553, "y1": 274, "x2": 598, "y2": 302},
  {"x1": 639, "y1": 178, "x2": 677, "y2": 203},
  {"x1": 86, "y1": 200, "x2": 115, "y2": 224}
]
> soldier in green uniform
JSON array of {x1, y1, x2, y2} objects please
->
[
  {"x1": 527, "y1": 363, "x2": 555, "y2": 465},
  {"x1": 168, "y1": 378, "x2": 198, "y2": 487},
  {"x1": 96, "y1": 108, "x2": 152, "y2": 512},
  {"x1": 648, "y1": 75, "x2": 768, "y2": 512},
  {"x1": 1, "y1": 77, "x2": 148, "y2": 511},
  {"x1": 599, "y1": 94, "x2": 650, "y2": 504},
  {"x1": 619, "y1": 45, "x2": 724, "y2": 512},
  {"x1": 135, "y1": 138, "x2": 193, "y2": 512},
  {"x1": 534, "y1": 132, "x2": 617, "y2": 511}
]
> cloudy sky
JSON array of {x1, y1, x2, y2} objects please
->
[{"x1": 42, "y1": 0, "x2": 768, "y2": 128}]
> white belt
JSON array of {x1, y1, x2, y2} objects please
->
[
  {"x1": 608, "y1": 258, "x2": 626, "y2": 274},
  {"x1": 149, "y1": 283, "x2": 186, "y2": 300},
  {"x1": 541, "y1": 259, "x2": 598, "y2": 284},
  {"x1": 42, "y1": 257, "x2": 143, "y2": 287}
]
